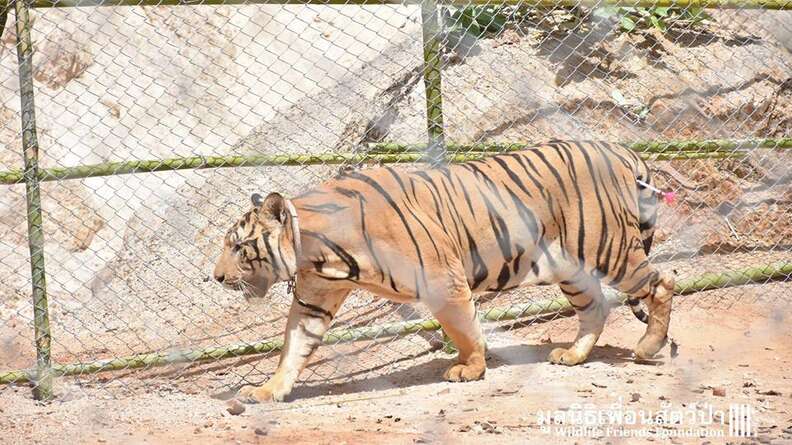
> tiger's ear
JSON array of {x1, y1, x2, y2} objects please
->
[{"x1": 253, "y1": 192, "x2": 286, "y2": 224}]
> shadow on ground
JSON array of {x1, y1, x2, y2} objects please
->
[{"x1": 217, "y1": 342, "x2": 658, "y2": 402}]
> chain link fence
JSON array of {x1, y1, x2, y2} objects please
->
[{"x1": 0, "y1": 0, "x2": 790, "y2": 401}]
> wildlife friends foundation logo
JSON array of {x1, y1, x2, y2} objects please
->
[{"x1": 536, "y1": 398, "x2": 755, "y2": 439}]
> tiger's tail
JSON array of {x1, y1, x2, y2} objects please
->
[{"x1": 626, "y1": 168, "x2": 660, "y2": 324}]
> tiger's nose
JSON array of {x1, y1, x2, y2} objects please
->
[{"x1": 214, "y1": 273, "x2": 225, "y2": 283}]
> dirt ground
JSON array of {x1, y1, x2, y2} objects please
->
[{"x1": 2, "y1": 284, "x2": 791, "y2": 445}]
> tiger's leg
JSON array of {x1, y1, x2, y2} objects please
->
[
  {"x1": 549, "y1": 277, "x2": 609, "y2": 366},
  {"x1": 238, "y1": 287, "x2": 350, "y2": 403},
  {"x1": 610, "y1": 240, "x2": 674, "y2": 360},
  {"x1": 426, "y1": 279, "x2": 486, "y2": 382}
]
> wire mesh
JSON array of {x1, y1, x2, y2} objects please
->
[{"x1": 0, "y1": 0, "x2": 790, "y2": 401}]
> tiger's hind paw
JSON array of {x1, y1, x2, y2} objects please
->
[
  {"x1": 237, "y1": 383, "x2": 288, "y2": 403},
  {"x1": 634, "y1": 334, "x2": 668, "y2": 360}
]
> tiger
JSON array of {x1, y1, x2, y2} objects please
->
[{"x1": 213, "y1": 141, "x2": 674, "y2": 403}]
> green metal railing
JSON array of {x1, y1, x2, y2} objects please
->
[
  {"x1": 1, "y1": 261, "x2": 789, "y2": 385},
  {"x1": 0, "y1": 138, "x2": 788, "y2": 185},
  {"x1": 0, "y1": 0, "x2": 790, "y2": 400}
]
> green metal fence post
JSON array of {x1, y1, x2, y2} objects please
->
[
  {"x1": 420, "y1": 0, "x2": 452, "y2": 348},
  {"x1": 14, "y1": 0, "x2": 54, "y2": 400},
  {"x1": 420, "y1": 0, "x2": 446, "y2": 165},
  {"x1": 423, "y1": 2, "x2": 468, "y2": 351}
]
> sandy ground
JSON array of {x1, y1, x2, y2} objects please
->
[{"x1": 1, "y1": 286, "x2": 791, "y2": 445}]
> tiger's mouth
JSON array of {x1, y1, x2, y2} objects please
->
[
  {"x1": 223, "y1": 277, "x2": 270, "y2": 300},
  {"x1": 222, "y1": 279, "x2": 244, "y2": 291}
]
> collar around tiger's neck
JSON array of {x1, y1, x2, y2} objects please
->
[
  {"x1": 284, "y1": 198, "x2": 301, "y2": 267},
  {"x1": 283, "y1": 199, "x2": 301, "y2": 296}
]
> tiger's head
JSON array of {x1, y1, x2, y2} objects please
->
[{"x1": 213, "y1": 192, "x2": 300, "y2": 299}]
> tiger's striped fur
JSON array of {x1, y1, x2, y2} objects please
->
[{"x1": 213, "y1": 141, "x2": 674, "y2": 403}]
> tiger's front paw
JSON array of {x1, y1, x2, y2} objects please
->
[
  {"x1": 237, "y1": 383, "x2": 289, "y2": 403},
  {"x1": 443, "y1": 361, "x2": 486, "y2": 382},
  {"x1": 548, "y1": 347, "x2": 586, "y2": 366}
]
